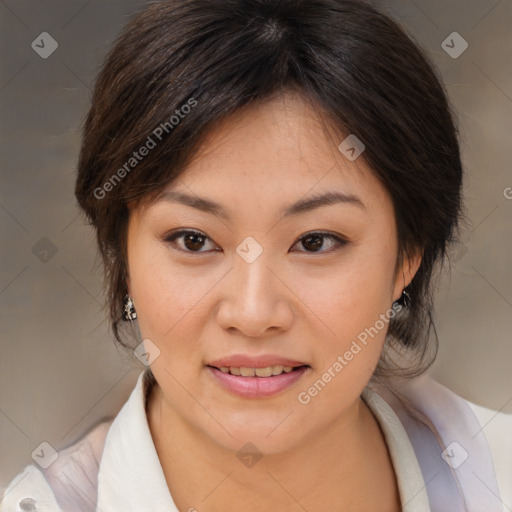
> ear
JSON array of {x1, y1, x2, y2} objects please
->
[
  {"x1": 392, "y1": 249, "x2": 422, "y2": 303},
  {"x1": 126, "y1": 276, "x2": 131, "y2": 295}
]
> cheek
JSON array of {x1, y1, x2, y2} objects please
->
[
  {"x1": 298, "y1": 242, "x2": 396, "y2": 378},
  {"x1": 307, "y1": 245, "x2": 395, "y2": 332},
  {"x1": 296, "y1": 288, "x2": 391, "y2": 417},
  {"x1": 127, "y1": 237, "x2": 202, "y2": 341}
]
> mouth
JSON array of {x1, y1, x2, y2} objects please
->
[{"x1": 205, "y1": 360, "x2": 311, "y2": 398}]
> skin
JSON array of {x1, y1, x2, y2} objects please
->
[{"x1": 126, "y1": 91, "x2": 421, "y2": 511}]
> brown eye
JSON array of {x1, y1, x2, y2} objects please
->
[
  {"x1": 183, "y1": 232, "x2": 206, "y2": 251},
  {"x1": 164, "y1": 230, "x2": 218, "y2": 253},
  {"x1": 292, "y1": 232, "x2": 348, "y2": 253}
]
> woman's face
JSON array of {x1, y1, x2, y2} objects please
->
[{"x1": 126, "y1": 92, "x2": 420, "y2": 454}]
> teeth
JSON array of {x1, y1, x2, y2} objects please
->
[
  {"x1": 272, "y1": 365, "x2": 284, "y2": 375},
  {"x1": 240, "y1": 367, "x2": 255, "y2": 377},
  {"x1": 255, "y1": 367, "x2": 272, "y2": 377},
  {"x1": 217, "y1": 365, "x2": 299, "y2": 377}
]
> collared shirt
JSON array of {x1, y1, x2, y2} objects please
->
[{"x1": 1, "y1": 369, "x2": 511, "y2": 512}]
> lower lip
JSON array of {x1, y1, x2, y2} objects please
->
[{"x1": 207, "y1": 366, "x2": 309, "y2": 398}]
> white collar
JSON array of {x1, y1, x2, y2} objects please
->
[
  {"x1": 96, "y1": 370, "x2": 178, "y2": 511},
  {"x1": 96, "y1": 369, "x2": 430, "y2": 511},
  {"x1": 362, "y1": 387, "x2": 430, "y2": 511}
]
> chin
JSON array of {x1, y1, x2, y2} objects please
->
[{"x1": 199, "y1": 413, "x2": 308, "y2": 458}]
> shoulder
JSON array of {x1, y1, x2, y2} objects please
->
[
  {"x1": 1, "y1": 420, "x2": 113, "y2": 512},
  {"x1": 428, "y1": 382, "x2": 512, "y2": 479},
  {"x1": 400, "y1": 375, "x2": 512, "y2": 506}
]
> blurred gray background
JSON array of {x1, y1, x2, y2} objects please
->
[{"x1": 1, "y1": 0, "x2": 511, "y2": 489}]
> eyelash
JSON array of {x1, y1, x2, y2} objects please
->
[{"x1": 163, "y1": 229, "x2": 348, "y2": 255}]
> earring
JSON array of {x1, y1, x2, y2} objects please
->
[
  {"x1": 398, "y1": 288, "x2": 411, "y2": 308},
  {"x1": 395, "y1": 268, "x2": 412, "y2": 309},
  {"x1": 122, "y1": 294, "x2": 137, "y2": 321}
]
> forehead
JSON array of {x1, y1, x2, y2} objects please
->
[
  {"x1": 137, "y1": 92, "x2": 391, "y2": 218},
  {"x1": 184, "y1": 93, "x2": 370, "y2": 186}
]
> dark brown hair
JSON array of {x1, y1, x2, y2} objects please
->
[{"x1": 75, "y1": 0, "x2": 464, "y2": 379}]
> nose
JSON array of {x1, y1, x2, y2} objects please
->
[{"x1": 216, "y1": 247, "x2": 294, "y2": 338}]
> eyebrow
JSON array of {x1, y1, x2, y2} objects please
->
[{"x1": 155, "y1": 189, "x2": 366, "y2": 220}]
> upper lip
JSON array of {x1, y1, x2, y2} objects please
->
[{"x1": 207, "y1": 354, "x2": 309, "y2": 369}]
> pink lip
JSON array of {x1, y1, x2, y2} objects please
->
[
  {"x1": 208, "y1": 354, "x2": 307, "y2": 368},
  {"x1": 206, "y1": 365, "x2": 309, "y2": 398}
]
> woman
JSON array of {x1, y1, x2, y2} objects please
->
[{"x1": 2, "y1": 0, "x2": 510, "y2": 511}]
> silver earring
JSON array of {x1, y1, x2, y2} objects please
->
[
  {"x1": 399, "y1": 288, "x2": 411, "y2": 308},
  {"x1": 122, "y1": 294, "x2": 137, "y2": 321}
]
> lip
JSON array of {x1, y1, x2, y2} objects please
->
[
  {"x1": 206, "y1": 365, "x2": 310, "y2": 399},
  {"x1": 207, "y1": 354, "x2": 308, "y2": 369}
]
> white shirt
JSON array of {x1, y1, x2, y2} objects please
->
[{"x1": 1, "y1": 369, "x2": 510, "y2": 511}]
